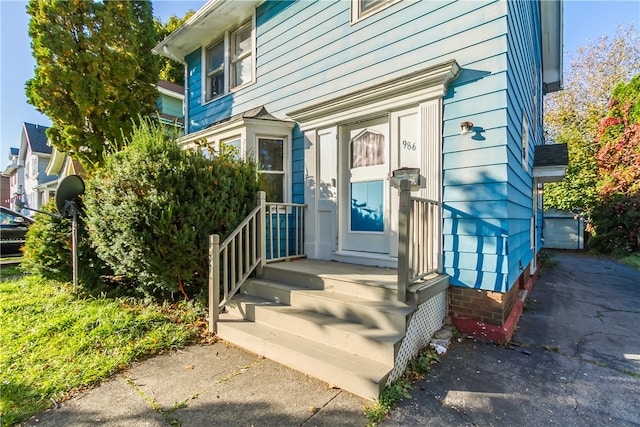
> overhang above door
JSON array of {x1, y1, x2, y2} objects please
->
[{"x1": 288, "y1": 60, "x2": 461, "y2": 131}]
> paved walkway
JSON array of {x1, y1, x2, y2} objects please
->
[
  {"x1": 26, "y1": 252, "x2": 640, "y2": 426},
  {"x1": 384, "y1": 252, "x2": 640, "y2": 426},
  {"x1": 27, "y1": 342, "x2": 370, "y2": 426}
]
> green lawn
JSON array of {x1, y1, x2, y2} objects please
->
[
  {"x1": 620, "y1": 253, "x2": 640, "y2": 270},
  {"x1": 0, "y1": 274, "x2": 205, "y2": 426}
]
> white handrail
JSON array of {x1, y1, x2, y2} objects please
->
[
  {"x1": 209, "y1": 192, "x2": 306, "y2": 332},
  {"x1": 397, "y1": 180, "x2": 441, "y2": 302}
]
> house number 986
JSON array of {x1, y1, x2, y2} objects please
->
[{"x1": 402, "y1": 140, "x2": 417, "y2": 151}]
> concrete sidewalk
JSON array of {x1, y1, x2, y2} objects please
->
[
  {"x1": 27, "y1": 342, "x2": 370, "y2": 426},
  {"x1": 384, "y1": 252, "x2": 640, "y2": 426},
  {"x1": 26, "y1": 252, "x2": 640, "y2": 426}
]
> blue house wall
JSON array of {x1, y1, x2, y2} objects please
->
[
  {"x1": 178, "y1": 0, "x2": 545, "y2": 294},
  {"x1": 505, "y1": 0, "x2": 544, "y2": 286}
]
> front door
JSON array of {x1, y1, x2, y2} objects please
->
[{"x1": 340, "y1": 117, "x2": 390, "y2": 254}]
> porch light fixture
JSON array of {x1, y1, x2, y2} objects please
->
[{"x1": 460, "y1": 121, "x2": 474, "y2": 135}]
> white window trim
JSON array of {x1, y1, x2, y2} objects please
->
[
  {"x1": 178, "y1": 116, "x2": 294, "y2": 202},
  {"x1": 202, "y1": 12, "x2": 256, "y2": 104},
  {"x1": 522, "y1": 112, "x2": 529, "y2": 171},
  {"x1": 252, "y1": 131, "x2": 290, "y2": 203},
  {"x1": 350, "y1": 0, "x2": 398, "y2": 24}
]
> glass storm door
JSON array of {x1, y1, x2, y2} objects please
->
[{"x1": 340, "y1": 117, "x2": 390, "y2": 253}]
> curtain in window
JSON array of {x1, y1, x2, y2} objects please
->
[{"x1": 351, "y1": 131, "x2": 385, "y2": 168}]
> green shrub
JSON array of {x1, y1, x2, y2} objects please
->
[
  {"x1": 84, "y1": 118, "x2": 260, "y2": 299},
  {"x1": 21, "y1": 200, "x2": 111, "y2": 286},
  {"x1": 589, "y1": 192, "x2": 640, "y2": 255}
]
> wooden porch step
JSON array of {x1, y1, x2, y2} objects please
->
[
  {"x1": 262, "y1": 259, "x2": 398, "y2": 302},
  {"x1": 222, "y1": 294, "x2": 404, "y2": 365},
  {"x1": 241, "y1": 278, "x2": 414, "y2": 332},
  {"x1": 216, "y1": 320, "x2": 392, "y2": 400},
  {"x1": 215, "y1": 260, "x2": 449, "y2": 400}
]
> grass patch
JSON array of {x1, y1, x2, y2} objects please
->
[
  {"x1": 0, "y1": 275, "x2": 205, "y2": 426},
  {"x1": 538, "y1": 249, "x2": 557, "y2": 275},
  {"x1": 523, "y1": 297, "x2": 535, "y2": 312},
  {"x1": 618, "y1": 253, "x2": 640, "y2": 271},
  {"x1": 365, "y1": 348, "x2": 440, "y2": 426},
  {"x1": 0, "y1": 265, "x2": 23, "y2": 280}
]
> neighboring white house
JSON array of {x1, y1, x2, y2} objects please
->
[
  {"x1": 2, "y1": 147, "x2": 23, "y2": 209},
  {"x1": 2, "y1": 82, "x2": 185, "y2": 216},
  {"x1": 3, "y1": 123, "x2": 56, "y2": 215}
]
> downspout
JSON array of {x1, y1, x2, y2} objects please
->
[{"x1": 162, "y1": 45, "x2": 189, "y2": 136}]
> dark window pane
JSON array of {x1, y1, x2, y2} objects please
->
[
  {"x1": 207, "y1": 41, "x2": 224, "y2": 74},
  {"x1": 259, "y1": 138, "x2": 284, "y2": 171},
  {"x1": 361, "y1": 0, "x2": 387, "y2": 13},
  {"x1": 210, "y1": 72, "x2": 224, "y2": 98},
  {"x1": 261, "y1": 173, "x2": 284, "y2": 202}
]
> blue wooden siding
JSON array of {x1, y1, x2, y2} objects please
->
[
  {"x1": 291, "y1": 125, "x2": 304, "y2": 205},
  {"x1": 504, "y1": 0, "x2": 543, "y2": 285},
  {"x1": 265, "y1": 212, "x2": 304, "y2": 259},
  {"x1": 179, "y1": 0, "x2": 544, "y2": 294},
  {"x1": 441, "y1": 0, "x2": 543, "y2": 293},
  {"x1": 186, "y1": 0, "x2": 509, "y2": 132}
]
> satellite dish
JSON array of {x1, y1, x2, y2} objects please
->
[{"x1": 56, "y1": 175, "x2": 85, "y2": 218}]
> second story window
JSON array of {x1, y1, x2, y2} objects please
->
[
  {"x1": 205, "y1": 19, "x2": 255, "y2": 102},
  {"x1": 206, "y1": 41, "x2": 225, "y2": 99},
  {"x1": 351, "y1": 0, "x2": 396, "y2": 22},
  {"x1": 231, "y1": 22, "x2": 252, "y2": 88}
]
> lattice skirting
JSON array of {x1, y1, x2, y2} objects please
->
[{"x1": 386, "y1": 290, "x2": 448, "y2": 385}]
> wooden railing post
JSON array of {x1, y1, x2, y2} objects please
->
[
  {"x1": 257, "y1": 191, "x2": 266, "y2": 277},
  {"x1": 397, "y1": 179, "x2": 411, "y2": 303},
  {"x1": 209, "y1": 234, "x2": 220, "y2": 334}
]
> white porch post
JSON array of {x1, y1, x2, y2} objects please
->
[
  {"x1": 209, "y1": 234, "x2": 220, "y2": 334},
  {"x1": 257, "y1": 191, "x2": 266, "y2": 276},
  {"x1": 397, "y1": 179, "x2": 412, "y2": 303}
]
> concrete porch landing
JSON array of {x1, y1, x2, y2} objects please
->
[
  {"x1": 216, "y1": 258, "x2": 449, "y2": 400},
  {"x1": 262, "y1": 258, "x2": 449, "y2": 306}
]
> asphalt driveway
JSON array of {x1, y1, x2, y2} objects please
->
[{"x1": 384, "y1": 252, "x2": 640, "y2": 426}]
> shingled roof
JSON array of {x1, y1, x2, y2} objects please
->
[
  {"x1": 533, "y1": 143, "x2": 569, "y2": 183},
  {"x1": 23, "y1": 123, "x2": 52, "y2": 155},
  {"x1": 533, "y1": 143, "x2": 568, "y2": 168}
]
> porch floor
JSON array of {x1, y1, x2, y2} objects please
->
[
  {"x1": 266, "y1": 258, "x2": 397, "y2": 287},
  {"x1": 265, "y1": 257, "x2": 447, "y2": 305}
]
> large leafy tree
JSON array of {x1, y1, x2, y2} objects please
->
[
  {"x1": 589, "y1": 75, "x2": 640, "y2": 254},
  {"x1": 596, "y1": 74, "x2": 640, "y2": 196},
  {"x1": 26, "y1": 0, "x2": 160, "y2": 171},
  {"x1": 154, "y1": 10, "x2": 195, "y2": 85},
  {"x1": 543, "y1": 25, "x2": 640, "y2": 212}
]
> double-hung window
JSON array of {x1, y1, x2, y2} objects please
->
[
  {"x1": 206, "y1": 41, "x2": 225, "y2": 100},
  {"x1": 259, "y1": 138, "x2": 285, "y2": 203},
  {"x1": 230, "y1": 22, "x2": 252, "y2": 88},
  {"x1": 205, "y1": 19, "x2": 254, "y2": 102}
]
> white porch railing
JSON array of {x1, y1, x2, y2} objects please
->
[
  {"x1": 208, "y1": 191, "x2": 306, "y2": 332},
  {"x1": 397, "y1": 180, "x2": 441, "y2": 302}
]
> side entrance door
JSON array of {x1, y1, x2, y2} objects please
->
[{"x1": 339, "y1": 116, "x2": 390, "y2": 254}]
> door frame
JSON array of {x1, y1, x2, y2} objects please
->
[{"x1": 338, "y1": 116, "x2": 391, "y2": 255}]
